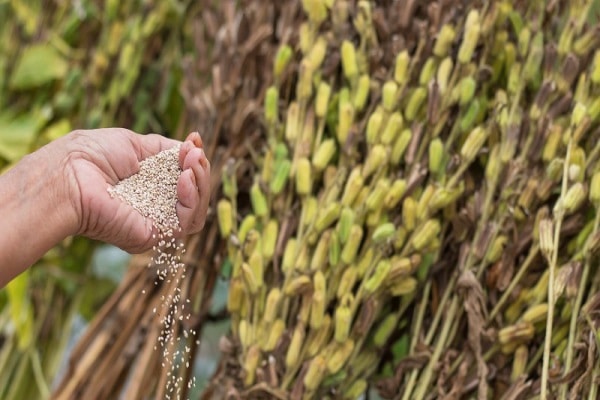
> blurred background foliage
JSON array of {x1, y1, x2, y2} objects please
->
[{"x1": 0, "y1": 0, "x2": 205, "y2": 398}]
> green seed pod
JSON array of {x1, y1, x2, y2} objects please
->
[
  {"x1": 511, "y1": 345, "x2": 529, "y2": 382},
  {"x1": 334, "y1": 305, "x2": 352, "y2": 342},
  {"x1": 312, "y1": 138, "x2": 337, "y2": 171},
  {"x1": 337, "y1": 207, "x2": 356, "y2": 244},
  {"x1": 382, "y1": 80, "x2": 399, "y2": 111},
  {"x1": 302, "y1": 196, "x2": 319, "y2": 227},
  {"x1": 394, "y1": 50, "x2": 410, "y2": 84},
  {"x1": 521, "y1": 303, "x2": 548, "y2": 325},
  {"x1": 310, "y1": 272, "x2": 327, "y2": 329},
  {"x1": 591, "y1": 51, "x2": 600, "y2": 84},
  {"x1": 315, "y1": 81, "x2": 332, "y2": 118},
  {"x1": 337, "y1": 101, "x2": 354, "y2": 145},
  {"x1": 389, "y1": 277, "x2": 418, "y2": 296},
  {"x1": 405, "y1": 87, "x2": 427, "y2": 121},
  {"x1": 302, "y1": 0, "x2": 328, "y2": 23},
  {"x1": 411, "y1": 219, "x2": 441, "y2": 251},
  {"x1": 373, "y1": 313, "x2": 399, "y2": 347},
  {"x1": 341, "y1": 166, "x2": 364, "y2": 206},
  {"x1": 304, "y1": 355, "x2": 327, "y2": 390},
  {"x1": 285, "y1": 101, "x2": 300, "y2": 142},
  {"x1": 307, "y1": 35, "x2": 327, "y2": 69},
  {"x1": 372, "y1": 222, "x2": 395, "y2": 245},
  {"x1": 273, "y1": 44, "x2": 293, "y2": 79},
  {"x1": 239, "y1": 319, "x2": 252, "y2": 350},
  {"x1": 295, "y1": 244, "x2": 310, "y2": 271},
  {"x1": 381, "y1": 111, "x2": 404, "y2": 145},
  {"x1": 542, "y1": 124, "x2": 563, "y2": 162},
  {"x1": 384, "y1": 179, "x2": 407, "y2": 209},
  {"x1": 248, "y1": 250, "x2": 264, "y2": 287},
  {"x1": 402, "y1": 197, "x2": 417, "y2": 232},
  {"x1": 344, "y1": 380, "x2": 368, "y2": 399},
  {"x1": 262, "y1": 219, "x2": 279, "y2": 260},
  {"x1": 485, "y1": 234, "x2": 508, "y2": 263},
  {"x1": 217, "y1": 199, "x2": 233, "y2": 238},
  {"x1": 366, "y1": 107, "x2": 384, "y2": 145},
  {"x1": 388, "y1": 256, "x2": 414, "y2": 281},
  {"x1": 264, "y1": 288, "x2": 282, "y2": 323},
  {"x1": 458, "y1": 77, "x2": 477, "y2": 105},
  {"x1": 262, "y1": 319, "x2": 285, "y2": 351},
  {"x1": 337, "y1": 265, "x2": 358, "y2": 299},
  {"x1": 362, "y1": 144, "x2": 387, "y2": 179},
  {"x1": 341, "y1": 40, "x2": 359, "y2": 80},
  {"x1": 590, "y1": 171, "x2": 600, "y2": 205},
  {"x1": 459, "y1": 99, "x2": 481, "y2": 132},
  {"x1": 523, "y1": 32, "x2": 544, "y2": 84},
  {"x1": 366, "y1": 178, "x2": 391, "y2": 211},
  {"x1": 485, "y1": 145, "x2": 501, "y2": 182},
  {"x1": 242, "y1": 229, "x2": 261, "y2": 258},
  {"x1": 428, "y1": 138, "x2": 444, "y2": 176},
  {"x1": 364, "y1": 259, "x2": 392, "y2": 294},
  {"x1": 428, "y1": 184, "x2": 464, "y2": 212},
  {"x1": 329, "y1": 231, "x2": 341, "y2": 267},
  {"x1": 341, "y1": 225, "x2": 364, "y2": 264},
  {"x1": 498, "y1": 322, "x2": 535, "y2": 345},
  {"x1": 357, "y1": 248, "x2": 374, "y2": 277},
  {"x1": 264, "y1": 86, "x2": 279, "y2": 125},
  {"x1": 296, "y1": 157, "x2": 312, "y2": 195},
  {"x1": 297, "y1": 59, "x2": 314, "y2": 102},
  {"x1": 270, "y1": 159, "x2": 291, "y2": 194},
  {"x1": 250, "y1": 181, "x2": 268, "y2": 217},
  {"x1": 282, "y1": 238, "x2": 298, "y2": 272},
  {"x1": 240, "y1": 262, "x2": 260, "y2": 295},
  {"x1": 460, "y1": 126, "x2": 487, "y2": 162},
  {"x1": 315, "y1": 202, "x2": 342, "y2": 233},
  {"x1": 286, "y1": 323, "x2": 306, "y2": 369},
  {"x1": 327, "y1": 339, "x2": 355, "y2": 374},
  {"x1": 284, "y1": 275, "x2": 312, "y2": 296},
  {"x1": 353, "y1": 74, "x2": 370, "y2": 111},
  {"x1": 227, "y1": 278, "x2": 244, "y2": 313},
  {"x1": 307, "y1": 314, "x2": 332, "y2": 357},
  {"x1": 419, "y1": 58, "x2": 437, "y2": 86},
  {"x1": 562, "y1": 182, "x2": 587, "y2": 214},
  {"x1": 433, "y1": 24, "x2": 456, "y2": 57},
  {"x1": 390, "y1": 128, "x2": 412, "y2": 165},
  {"x1": 393, "y1": 226, "x2": 408, "y2": 250},
  {"x1": 437, "y1": 57, "x2": 454, "y2": 94},
  {"x1": 458, "y1": 10, "x2": 481, "y2": 64},
  {"x1": 311, "y1": 230, "x2": 331, "y2": 271}
]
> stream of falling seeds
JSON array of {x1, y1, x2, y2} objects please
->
[{"x1": 108, "y1": 145, "x2": 198, "y2": 399}]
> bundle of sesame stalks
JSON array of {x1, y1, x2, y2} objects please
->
[{"x1": 215, "y1": 0, "x2": 600, "y2": 398}]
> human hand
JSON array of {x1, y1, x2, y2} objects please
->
[{"x1": 57, "y1": 128, "x2": 211, "y2": 253}]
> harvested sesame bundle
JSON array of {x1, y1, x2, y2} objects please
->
[{"x1": 216, "y1": 0, "x2": 600, "y2": 398}]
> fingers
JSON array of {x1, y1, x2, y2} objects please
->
[
  {"x1": 134, "y1": 132, "x2": 181, "y2": 161},
  {"x1": 176, "y1": 140, "x2": 211, "y2": 235}
]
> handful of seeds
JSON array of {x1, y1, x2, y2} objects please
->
[
  {"x1": 109, "y1": 144, "x2": 197, "y2": 399},
  {"x1": 215, "y1": 0, "x2": 600, "y2": 399}
]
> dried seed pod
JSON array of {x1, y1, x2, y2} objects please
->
[
  {"x1": 498, "y1": 322, "x2": 535, "y2": 345},
  {"x1": 243, "y1": 345, "x2": 261, "y2": 386},
  {"x1": 539, "y1": 218, "x2": 554, "y2": 262},
  {"x1": 241, "y1": 262, "x2": 260, "y2": 295},
  {"x1": 511, "y1": 345, "x2": 528, "y2": 381},
  {"x1": 284, "y1": 275, "x2": 312, "y2": 296},
  {"x1": 389, "y1": 277, "x2": 418, "y2": 296},
  {"x1": 310, "y1": 271, "x2": 327, "y2": 329},
  {"x1": 297, "y1": 59, "x2": 314, "y2": 102},
  {"x1": 561, "y1": 182, "x2": 587, "y2": 214},
  {"x1": 357, "y1": 248, "x2": 374, "y2": 278}
]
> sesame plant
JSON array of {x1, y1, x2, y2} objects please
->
[{"x1": 213, "y1": 0, "x2": 600, "y2": 398}]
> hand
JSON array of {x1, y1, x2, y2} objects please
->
[{"x1": 60, "y1": 128, "x2": 211, "y2": 253}]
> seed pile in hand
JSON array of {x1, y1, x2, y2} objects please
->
[{"x1": 108, "y1": 144, "x2": 196, "y2": 399}]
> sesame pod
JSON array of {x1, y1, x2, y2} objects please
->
[
  {"x1": 366, "y1": 208, "x2": 383, "y2": 228},
  {"x1": 433, "y1": 24, "x2": 456, "y2": 57},
  {"x1": 590, "y1": 171, "x2": 600, "y2": 205},
  {"x1": 282, "y1": 238, "x2": 298, "y2": 272},
  {"x1": 239, "y1": 319, "x2": 253, "y2": 351},
  {"x1": 460, "y1": 126, "x2": 487, "y2": 162},
  {"x1": 459, "y1": 98, "x2": 481, "y2": 132},
  {"x1": 389, "y1": 276, "x2": 418, "y2": 296},
  {"x1": 411, "y1": 219, "x2": 441, "y2": 251},
  {"x1": 297, "y1": 59, "x2": 314, "y2": 102},
  {"x1": 364, "y1": 259, "x2": 392, "y2": 294},
  {"x1": 315, "y1": 81, "x2": 332, "y2": 118},
  {"x1": 263, "y1": 288, "x2": 282, "y2": 323},
  {"x1": 498, "y1": 322, "x2": 535, "y2": 345},
  {"x1": 295, "y1": 157, "x2": 312, "y2": 195},
  {"x1": 334, "y1": 305, "x2": 352, "y2": 342},
  {"x1": 285, "y1": 101, "x2": 300, "y2": 142},
  {"x1": 523, "y1": 32, "x2": 544, "y2": 83},
  {"x1": 485, "y1": 234, "x2": 508, "y2": 263},
  {"x1": 285, "y1": 323, "x2": 306, "y2": 369},
  {"x1": 341, "y1": 40, "x2": 359, "y2": 80},
  {"x1": 273, "y1": 44, "x2": 293, "y2": 79},
  {"x1": 329, "y1": 231, "x2": 341, "y2": 267},
  {"x1": 419, "y1": 58, "x2": 437, "y2": 86},
  {"x1": 382, "y1": 80, "x2": 399, "y2": 111},
  {"x1": 394, "y1": 50, "x2": 410, "y2": 84},
  {"x1": 521, "y1": 303, "x2": 548, "y2": 325},
  {"x1": 311, "y1": 231, "x2": 331, "y2": 271},
  {"x1": 341, "y1": 225, "x2": 364, "y2": 264},
  {"x1": 344, "y1": 380, "x2": 368, "y2": 399},
  {"x1": 240, "y1": 262, "x2": 260, "y2": 295},
  {"x1": 312, "y1": 138, "x2": 337, "y2": 171},
  {"x1": 393, "y1": 226, "x2": 408, "y2": 250},
  {"x1": 390, "y1": 128, "x2": 412, "y2": 165},
  {"x1": 337, "y1": 207, "x2": 355, "y2": 244},
  {"x1": 362, "y1": 144, "x2": 387, "y2": 179},
  {"x1": 372, "y1": 222, "x2": 396, "y2": 244},
  {"x1": 353, "y1": 186, "x2": 370, "y2": 210},
  {"x1": 304, "y1": 355, "x2": 327, "y2": 391},
  {"x1": 307, "y1": 35, "x2": 327, "y2": 69},
  {"x1": 302, "y1": 196, "x2": 318, "y2": 227},
  {"x1": 384, "y1": 179, "x2": 407, "y2": 209},
  {"x1": 366, "y1": 107, "x2": 384, "y2": 145},
  {"x1": 307, "y1": 315, "x2": 332, "y2": 357},
  {"x1": 250, "y1": 182, "x2": 268, "y2": 217},
  {"x1": 248, "y1": 251, "x2": 264, "y2": 288},
  {"x1": 217, "y1": 199, "x2": 233, "y2": 238},
  {"x1": 357, "y1": 248, "x2": 374, "y2": 278},
  {"x1": 262, "y1": 319, "x2": 285, "y2": 351},
  {"x1": 458, "y1": 10, "x2": 480, "y2": 63},
  {"x1": 327, "y1": 339, "x2": 355, "y2": 374},
  {"x1": 511, "y1": 345, "x2": 529, "y2": 381},
  {"x1": 562, "y1": 182, "x2": 586, "y2": 214},
  {"x1": 373, "y1": 313, "x2": 399, "y2": 347},
  {"x1": 429, "y1": 184, "x2": 464, "y2": 212},
  {"x1": 337, "y1": 101, "x2": 354, "y2": 145},
  {"x1": 295, "y1": 244, "x2": 310, "y2": 271},
  {"x1": 388, "y1": 256, "x2": 413, "y2": 281},
  {"x1": 242, "y1": 229, "x2": 261, "y2": 258},
  {"x1": 270, "y1": 159, "x2": 291, "y2": 195},
  {"x1": 284, "y1": 275, "x2": 312, "y2": 296},
  {"x1": 339, "y1": 168, "x2": 363, "y2": 208},
  {"x1": 405, "y1": 87, "x2": 427, "y2": 121},
  {"x1": 310, "y1": 272, "x2": 327, "y2": 329},
  {"x1": 458, "y1": 77, "x2": 476, "y2": 105},
  {"x1": 337, "y1": 266, "x2": 358, "y2": 299},
  {"x1": 485, "y1": 145, "x2": 501, "y2": 182},
  {"x1": 437, "y1": 57, "x2": 453, "y2": 94},
  {"x1": 353, "y1": 74, "x2": 370, "y2": 111},
  {"x1": 542, "y1": 124, "x2": 562, "y2": 162},
  {"x1": 366, "y1": 178, "x2": 391, "y2": 211},
  {"x1": 402, "y1": 197, "x2": 417, "y2": 232},
  {"x1": 264, "y1": 86, "x2": 279, "y2": 125},
  {"x1": 428, "y1": 138, "x2": 444, "y2": 176},
  {"x1": 227, "y1": 278, "x2": 244, "y2": 313},
  {"x1": 381, "y1": 111, "x2": 403, "y2": 145},
  {"x1": 538, "y1": 218, "x2": 554, "y2": 262},
  {"x1": 315, "y1": 202, "x2": 341, "y2": 233},
  {"x1": 262, "y1": 219, "x2": 279, "y2": 260},
  {"x1": 591, "y1": 51, "x2": 600, "y2": 84}
]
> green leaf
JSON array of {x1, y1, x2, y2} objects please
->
[
  {"x1": 9, "y1": 44, "x2": 68, "y2": 90},
  {"x1": 0, "y1": 112, "x2": 44, "y2": 161},
  {"x1": 5, "y1": 270, "x2": 34, "y2": 350}
]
